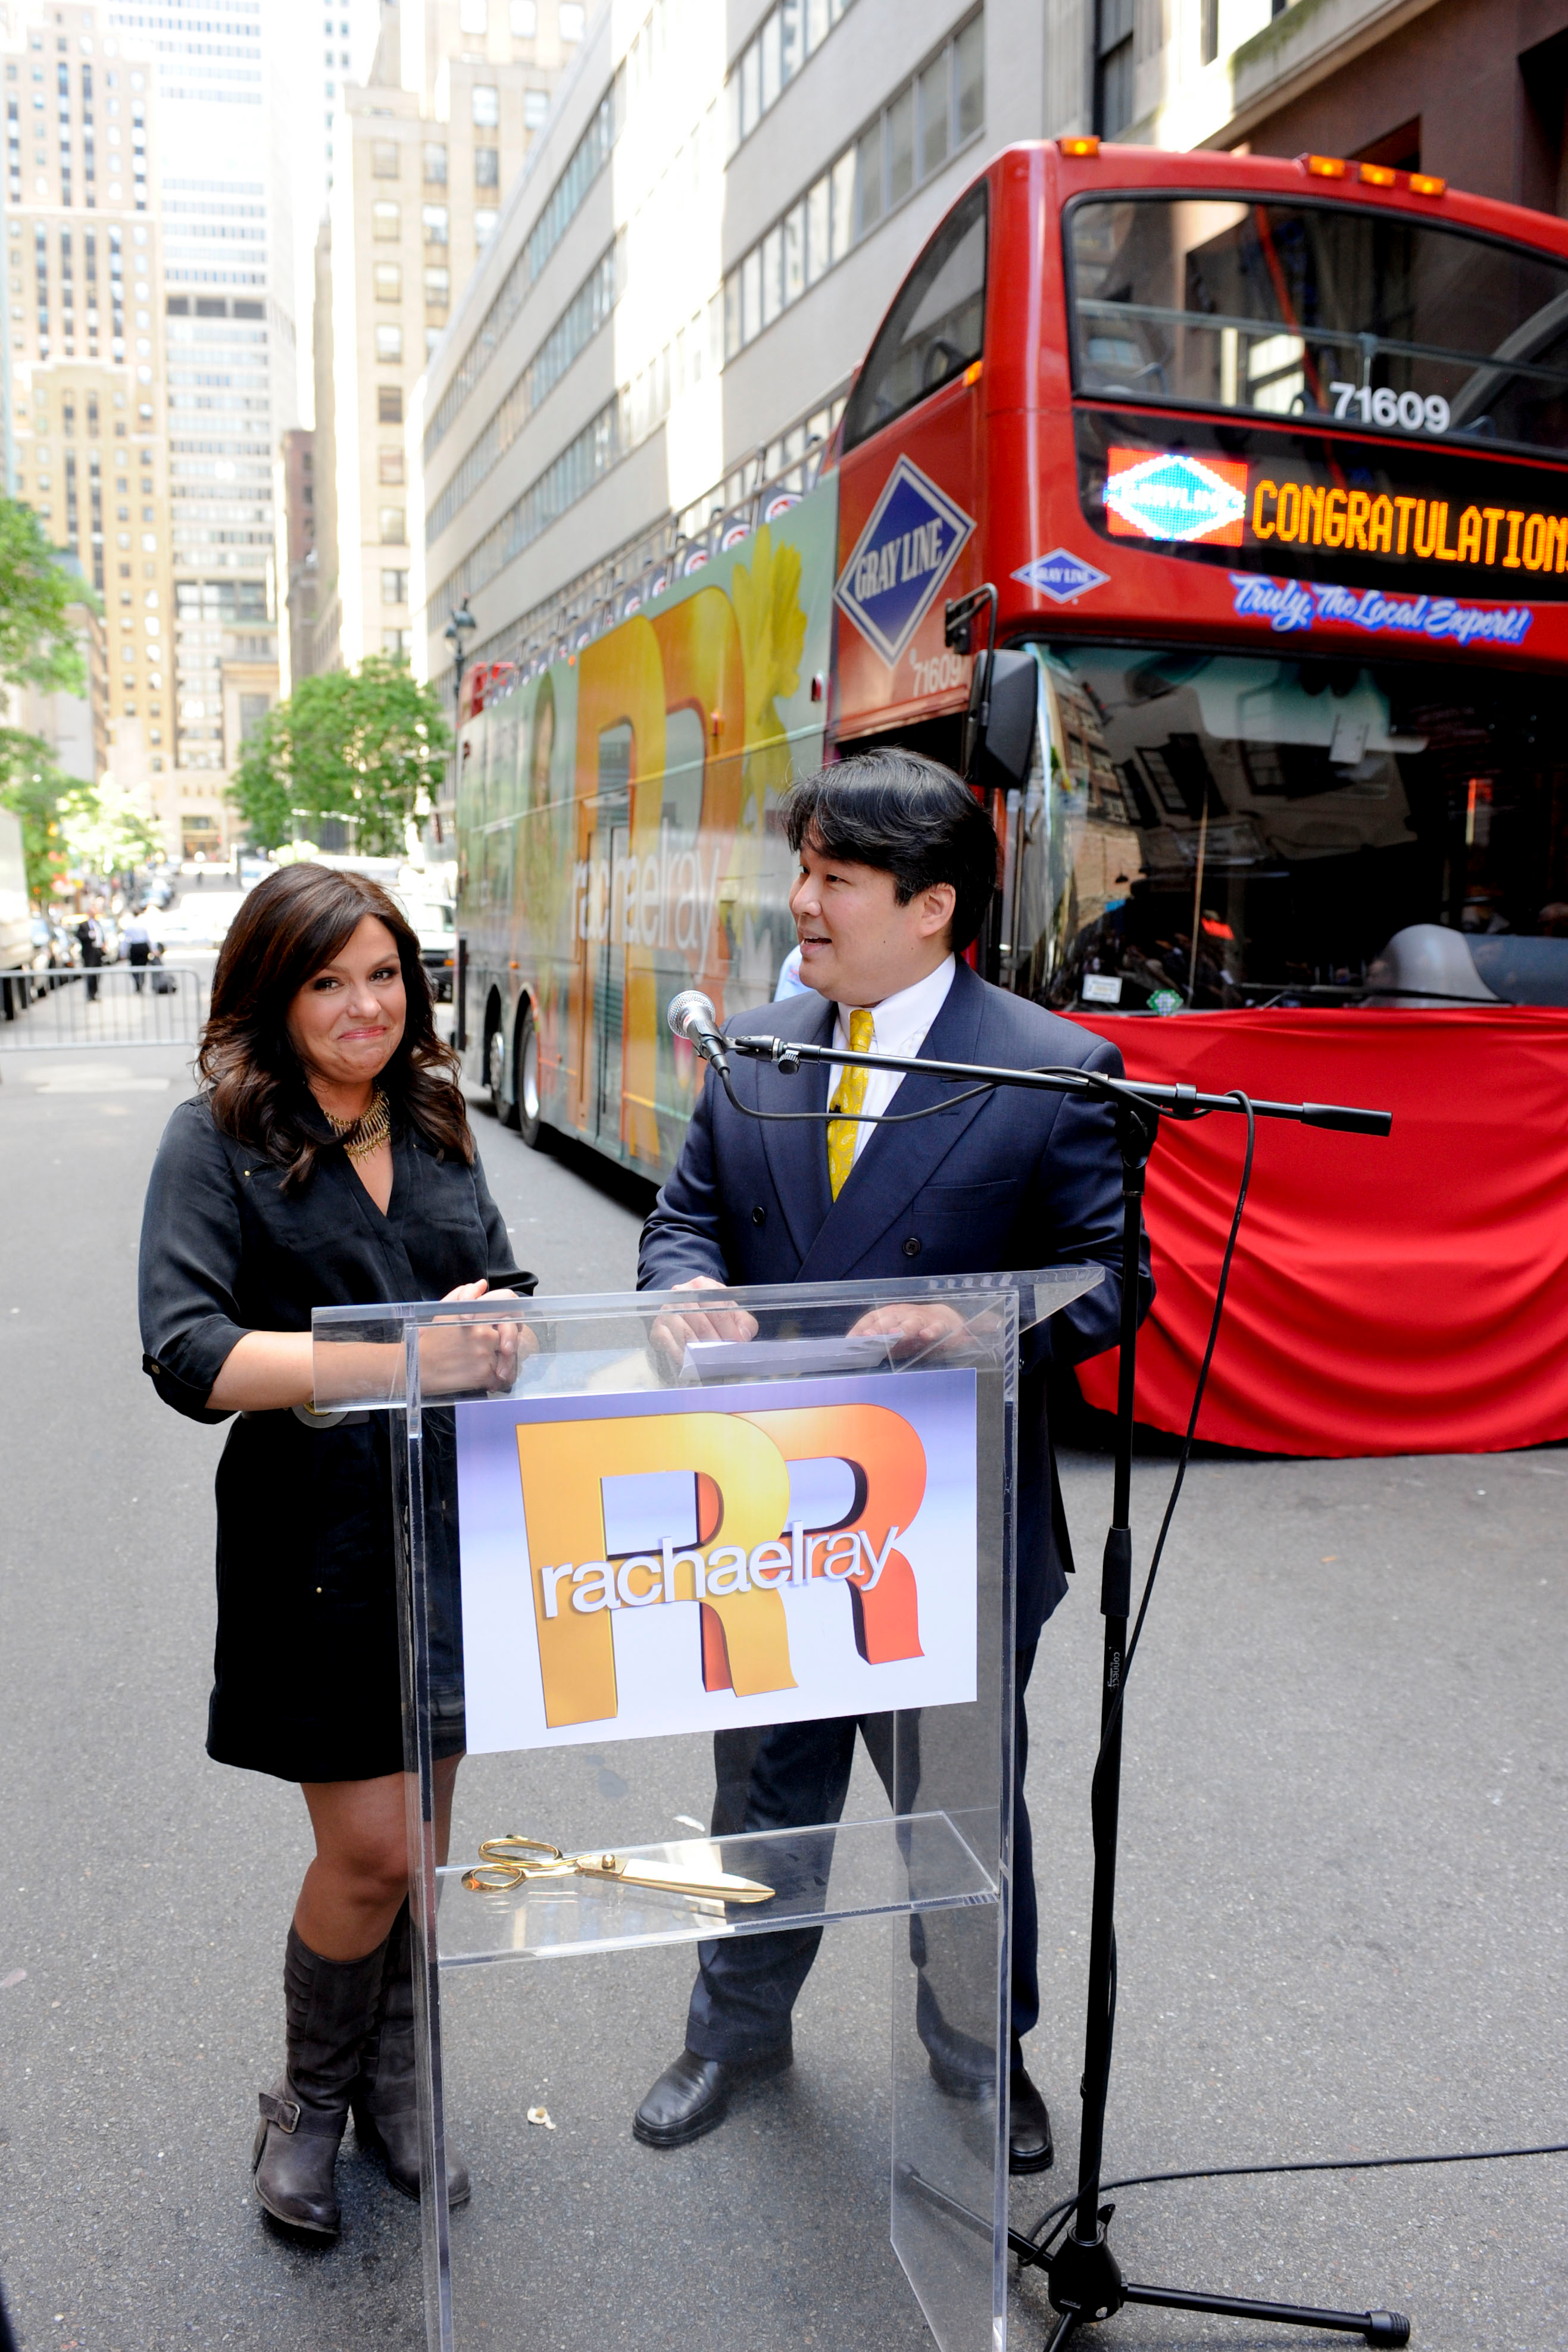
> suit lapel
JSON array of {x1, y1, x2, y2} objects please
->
[
  {"x1": 754, "y1": 991, "x2": 834, "y2": 1264},
  {"x1": 797, "y1": 961, "x2": 995, "y2": 1283}
]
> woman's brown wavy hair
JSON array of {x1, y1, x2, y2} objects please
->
[{"x1": 198, "y1": 862, "x2": 473, "y2": 1190}]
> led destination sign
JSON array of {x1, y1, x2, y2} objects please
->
[
  {"x1": 1077, "y1": 414, "x2": 1568, "y2": 602},
  {"x1": 1107, "y1": 445, "x2": 1568, "y2": 578}
]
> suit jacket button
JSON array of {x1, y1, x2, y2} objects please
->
[
  {"x1": 752, "y1": 1204, "x2": 767, "y2": 1225},
  {"x1": 902, "y1": 1235, "x2": 922, "y2": 1257}
]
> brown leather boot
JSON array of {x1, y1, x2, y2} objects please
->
[
  {"x1": 252, "y1": 1925, "x2": 388, "y2": 2238},
  {"x1": 352, "y1": 1901, "x2": 471, "y2": 2206}
]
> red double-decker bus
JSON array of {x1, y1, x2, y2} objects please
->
[
  {"x1": 829, "y1": 138, "x2": 1568, "y2": 1015},
  {"x1": 457, "y1": 139, "x2": 1568, "y2": 1455}
]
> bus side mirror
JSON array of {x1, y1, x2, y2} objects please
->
[{"x1": 964, "y1": 648, "x2": 1037, "y2": 794}]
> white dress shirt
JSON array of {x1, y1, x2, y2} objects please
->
[{"x1": 829, "y1": 954, "x2": 956, "y2": 1168}]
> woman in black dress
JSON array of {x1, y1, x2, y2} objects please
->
[{"x1": 139, "y1": 863, "x2": 534, "y2": 2239}]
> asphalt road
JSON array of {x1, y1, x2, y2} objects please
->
[{"x1": 1, "y1": 1043, "x2": 1564, "y2": 2352}]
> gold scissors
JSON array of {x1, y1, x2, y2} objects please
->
[{"x1": 461, "y1": 1832, "x2": 774, "y2": 1904}]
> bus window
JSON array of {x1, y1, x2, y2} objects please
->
[
  {"x1": 1067, "y1": 195, "x2": 1568, "y2": 456},
  {"x1": 840, "y1": 180, "x2": 987, "y2": 450},
  {"x1": 661, "y1": 705, "x2": 706, "y2": 833},
  {"x1": 1009, "y1": 645, "x2": 1568, "y2": 1010}
]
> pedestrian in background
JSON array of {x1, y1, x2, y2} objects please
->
[
  {"x1": 76, "y1": 905, "x2": 105, "y2": 1002},
  {"x1": 122, "y1": 912, "x2": 151, "y2": 992},
  {"x1": 138, "y1": 864, "x2": 535, "y2": 2241}
]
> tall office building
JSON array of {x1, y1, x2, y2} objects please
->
[
  {"x1": 82, "y1": 0, "x2": 310, "y2": 855},
  {"x1": 302, "y1": 0, "x2": 576, "y2": 676},
  {"x1": 3, "y1": 0, "x2": 174, "y2": 835}
]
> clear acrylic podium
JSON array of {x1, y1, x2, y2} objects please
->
[{"x1": 311, "y1": 1267, "x2": 1101, "y2": 2352}]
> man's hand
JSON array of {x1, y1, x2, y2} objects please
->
[
  {"x1": 848, "y1": 1300, "x2": 972, "y2": 1360},
  {"x1": 650, "y1": 1275, "x2": 759, "y2": 1376}
]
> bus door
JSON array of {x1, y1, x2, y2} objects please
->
[
  {"x1": 589, "y1": 723, "x2": 632, "y2": 1151},
  {"x1": 597, "y1": 820, "x2": 632, "y2": 1146}
]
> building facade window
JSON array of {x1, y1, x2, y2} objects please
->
[
  {"x1": 371, "y1": 138, "x2": 399, "y2": 178},
  {"x1": 524, "y1": 88, "x2": 548, "y2": 129},
  {"x1": 382, "y1": 566, "x2": 408, "y2": 604},
  {"x1": 380, "y1": 505, "x2": 407, "y2": 544},
  {"x1": 728, "y1": 0, "x2": 856, "y2": 155},
  {"x1": 459, "y1": 0, "x2": 488, "y2": 31},
  {"x1": 1095, "y1": 0, "x2": 1135, "y2": 139},
  {"x1": 474, "y1": 144, "x2": 499, "y2": 188},
  {"x1": 474, "y1": 207, "x2": 498, "y2": 243},
  {"x1": 374, "y1": 261, "x2": 403, "y2": 301},
  {"x1": 724, "y1": 11, "x2": 982, "y2": 362},
  {"x1": 424, "y1": 77, "x2": 619, "y2": 457},
  {"x1": 472, "y1": 84, "x2": 499, "y2": 128},
  {"x1": 423, "y1": 202, "x2": 449, "y2": 243},
  {"x1": 375, "y1": 323, "x2": 404, "y2": 361},
  {"x1": 424, "y1": 141, "x2": 448, "y2": 185},
  {"x1": 373, "y1": 200, "x2": 401, "y2": 239},
  {"x1": 425, "y1": 265, "x2": 451, "y2": 306},
  {"x1": 559, "y1": 2, "x2": 584, "y2": 38},
  {"x1": 378, "y1": 385, "x2": 404, "y2": 423},
  {"x1": 511, "y1": 2, "x2": 538, "y2": 34},
  {"x1": 379, "y1": 447, "x2": 405, "y2": 483},
  {"x1": 1200, "y1": 0, "x2": 1219, "y2": 65}
]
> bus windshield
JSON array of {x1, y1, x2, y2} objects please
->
[
  {"x1": 1010, "y1": 644, "x2": 1568, "y2": 1010},
  {"x1": 1067, "y1": 196, "x2": 1568, "y2": 460}
]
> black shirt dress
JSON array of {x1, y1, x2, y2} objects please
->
[{"x1": 138, "y1": 1092, "x2": 534, "y2": 1784}]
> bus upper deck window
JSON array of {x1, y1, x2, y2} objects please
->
[{"x1": 841, "y1": 182, "x2": 988, "y2": 451}]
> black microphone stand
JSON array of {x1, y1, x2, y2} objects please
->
[{"x1": 727, "y1": 1028, "x2": 1409, "y2": 2350}]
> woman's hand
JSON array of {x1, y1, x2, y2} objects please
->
[
  {"x1": 649, "y1": 1275, "x2": 759, "y2": 1376},
  {"x1": 418, "y1": 1279, "x2": 538, "y2": 1397}
]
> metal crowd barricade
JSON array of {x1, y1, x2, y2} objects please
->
[{"x1": 0, "y1": 964, "x2": 207, "y2": 1050}]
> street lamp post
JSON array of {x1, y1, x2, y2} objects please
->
[{"x1": 442, "y1": 597, "x2": 477, "y2": 792}]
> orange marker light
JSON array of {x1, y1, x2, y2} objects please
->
[
  {"x1": 1304, "y1": 154, "x2": 1350, "y2": 179},
  {"x1": 1408, "y1": 172, "x2": 1447, "y2": 196},
  {"x1": 1358, "y1": 162, "x2": 1397, "y2": 188},
  {"x1": 963, "y1": 358, "x2": 983, "y2": 387},
  {"x1": 1058, "y1": 136, "x2": 1100, "y2": 158}
]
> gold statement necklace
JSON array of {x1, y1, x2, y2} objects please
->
[{"x1": 324, "y1": 1087, "x2": 391, "y2": 1163}]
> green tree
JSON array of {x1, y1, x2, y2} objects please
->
[
  {"x1": 230, "y1": 656, "x2": 451, "y2": 856},
  {"x1": 0, "y1": 500, "x2": 89, "y2": 695},
  {"x1": 0, "y1": 730, "x2": 74, "y2": 904}
]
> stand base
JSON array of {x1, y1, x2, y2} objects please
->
[
  {"x1": 896, "y1": 2167, "x2": 1412, "y2": 2349},
  {"x1": 1038, "y1": 2223, "x2": 1409, "y2": 2351}
]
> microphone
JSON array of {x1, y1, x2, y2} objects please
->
[{"x1": 666, "y1": 989, "x2": 730, "y2": 1075}]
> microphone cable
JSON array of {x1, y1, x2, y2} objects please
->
[{"x1": 1020, "y1": 1092, "x2": 1568, "y2": 2268}]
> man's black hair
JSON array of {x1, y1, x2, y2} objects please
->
[{"x1": 780, "y1": 749, "x2": 998, "y2": 952}]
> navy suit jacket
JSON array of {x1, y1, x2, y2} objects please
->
[{"x1": 638, "y1": 959, "x2": 1151, "y2": 1646}]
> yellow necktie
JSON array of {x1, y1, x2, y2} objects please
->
[{"x1": 827, "y1": 1008, "x2": 874, "y2": 1200}]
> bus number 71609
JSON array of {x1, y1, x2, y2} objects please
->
[{"x1": 1330, "y1": 380, "x2": 1452, "y2": 433}]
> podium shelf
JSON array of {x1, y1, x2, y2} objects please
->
[{"x1": 437, "y1": 1810, "x2": 997, "y2": 1966}]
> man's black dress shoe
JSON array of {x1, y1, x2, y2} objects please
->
[
  {"x1": 1008, "y1": 2066, "x2": 1054, "y2": 2174},
  {"x1": 632, "y1": 2042, "x2": 792, "y2": 2149},
  {"x1": 923, "y1": 2016, "x2": 996, "y2": 2102}
]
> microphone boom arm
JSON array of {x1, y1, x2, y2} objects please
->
[{"x1": 728, "y1": 1033, "x2": 1391, "y2": 1139}]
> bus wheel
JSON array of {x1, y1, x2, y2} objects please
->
[
  {"x1": 485, "y1": 1011, "x2": 513, "y2": 1124},
  {"x1": 515, "y1": 1004, "x2": 544, "y2": 1149}
]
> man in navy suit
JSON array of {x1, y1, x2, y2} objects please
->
[{"x1": 633, "y1": 749, "x2": 1150, "y2": 2169}]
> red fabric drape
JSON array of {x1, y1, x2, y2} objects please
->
[{"x1": 1064, "y1": 1008, "x2": 1568, "y2": 1457}]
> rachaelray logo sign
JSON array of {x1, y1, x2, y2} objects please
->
[
  {"x1": 455, "y1": 1371, "x2": 980, "y2": 1752},
  {"x1": 834, "y1": 457, "x2": 976, "y2": 666}
]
